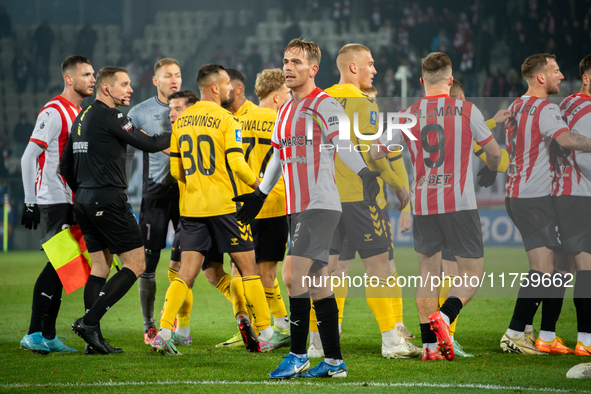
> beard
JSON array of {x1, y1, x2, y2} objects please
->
[
  {"x1": 546, "y1": 82, "x2": 560, "y2": 95},
  {"x1": 73, "y1": 82, "x2": 93, "y2": 98},
  {"x1": 222, "y1": 91, "x2": 235, "y2": 109}
]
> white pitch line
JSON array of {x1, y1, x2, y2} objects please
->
[{"x1": 0, "y1": 380, "x2": 588, "y2": 392}]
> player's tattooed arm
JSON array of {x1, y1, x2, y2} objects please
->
[{"x1": 556, "y1": 131, "x2": 591, "y2": 152}]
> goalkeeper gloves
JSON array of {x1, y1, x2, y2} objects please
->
[
  {"x1": 233, "y1": 188, "x2": 267, "y2": 225},
  {"x1": 358, "y1": 167, "x2": 381, "y2": 204},
  {"x1": 477, "y1": 165, "x2": 497, "y2": 188},
  {"x1": 21, "y1": 203, "x2": 40, "y2": 230}
]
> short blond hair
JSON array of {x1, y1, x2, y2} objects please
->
[
  {"x1": 336, "y1": 43, "x2": 370, "y2": 71},
  {"x1": 154, "y1": 58, "x2": 179, "y2": 75},
  {"x1": 285, "y1": 38, "x2": 321, "y2": 65},
  {"x1": 255, "y1": 68, "x2": 286, "y2": 100},
  {"x1": 421, "y1": 52, "x2": 452, "y2": 85}
]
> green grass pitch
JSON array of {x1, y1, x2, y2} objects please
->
[{"x1": 0, "y1": 247, "x2": 589, "y2": 393}]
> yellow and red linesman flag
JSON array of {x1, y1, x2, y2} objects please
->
[{"x1": 42, "y1": 225, "x2": 91, "y2": 294}]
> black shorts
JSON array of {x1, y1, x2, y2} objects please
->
[
  {"x1": 139, "y1": 197, "x2": 180, "y2": 252},
  {"x1": 441, "y1": 246, "x2": 456, "y2": 262},
  {"x1": 38, "y1": 203, "x2": 75, "y2": 247},
  {"x1": 413, "y1": 210, "x2": 484, "y2": 258},
  {"x1": 251, "y1": 216, "x2": 288, "y2": 262},
  {"x1": 171, "y1": 224, "x2": 225, "y2": 268},
  {"x1": 170, "y1": 226, "x2": 181, "y2": 262},
  {"x1": 179, "y1": 214, "x2": 254, "y2": 255},
  {"x1": 505, "y1": 196, "x2": 560, "y2": 251},
  {"x1": 553, "y1": 195, "x2": 591, "y2": 254},
  {"x1": 287, "y1": 209, "x2": 340, "y2": 264},
  {"x1": 338, "y1": 236, "x2": 356, "y2": 260},
  {"x1": 330, "y1": 201, "x2": 390, "y2": 258},
  {"x1": 74, "y1": 188, "x2": 144, "y2": 254}
]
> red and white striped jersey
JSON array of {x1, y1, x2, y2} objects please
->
[
  {"x1": 270, "y1": 87, "x2": 344, "y2": 214},
  {"x1": 553, "y1": 93, "x2": 591, "y2": 196},
  {"x1": 380, "y1": 95, "x2": 493, "y2": 216},
  {"x1": 505, "y1": 96, "x2": 569, "y2": 198},
  {"x1": 28, "y1": 95, "x2": 80, "y2": 204}
]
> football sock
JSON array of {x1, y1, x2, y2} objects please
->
[
  {"x1": 309, "y1": 329, "x2": 322, "y2": 348},
  {"x1": 538, "y1": 330, "x2": 556, "y2": 342},
  {"x1": 333, "y1": 278, "x2": 348, "y2": 324},
  {"x1": 259, "y1": 326, "x2": 274, "y2": 341},
  {"x1": 158, "y1": 327, "x2": 172, "y2": 340},
  {"x1": 367, "y1": 278, "x2": 396, "y2": 332},
  {"x1": 420, "y1": 322, "x2": 437, "y2": 345},
  {"x1": 309, "y1": 301, "x2": 318, "y2": 332},
  {"x1": 574, "y1": 271, "x2": 591, "y2": 337},
  {"x1": 160, "y1": 277, "x2": 188, "y2": 331},
  {"x1": 168, "y1": 267, "x2": 177, "y2": 283},
  {"x1": 578, "y1": 332, "x2": 591, "y2": 347},
  {"x1": 176, "y1": 326, "x2": 190, "y2": 337},
  {"x1": 508, "y1": 270, "x2": 543, "y2": 332},
  {"x1": 506, "y1": 328, "x2": 524, "y2": 339},
  {"x1": 269, "y1": 278, "x2": 288, "y2": 318},
  {"x1": 314, "y1": 295, "x2": 342, "y2": 360},
  {"x1": 525, "y1": 325, "x2": 533, "y2": 333},
  {"x1": 138, "y1": 271, "x2": 156, "y2": 331},
  {"x1": 382, "y1": 327, "x2": 402, "y2": 347},
  {"x1": 84, "y1": 275, "x2": 106, "y2": 313},
  {"x1": 230, "y1": 273, "x2": 250, "y2": 321},
  {"x1": 84, "y1": 268, "x2": 137, "y2": 327},
  {"x1": 540, "y1": 271, "x2": 566, "y2": 333},
  {"x1": 289, "y1": 294, "x2": 311, "y2": 355},
  {"x1": 389, "y1": 271, "x2": 403, "y2": 324},
  {"x1": 177, "y1": 287, "x2": 193, "y2": 329},
  {"x1": 28, "y1": 262, "x2": 61, "y2": 335},
  {"x1": 216, "y1": 273, "x2": 232, "y2": 303},
  {"x1": 243, "y1": 275, "x2": 271, "y2": 331},
  {"x1": 438, "y1": 274, "x2": 455, "y2": 308},
  {"x1": 439, "y1": 296, "x2": 463, "y2": 325},
  {"x1": 42, "y1": 276, "x2": 63, "y2": 340},
  {"x1": 325, "y1": 358, "x2": 343, "y2": 366}
]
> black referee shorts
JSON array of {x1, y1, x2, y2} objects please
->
[{"x1": 74, "y1": 188, "x2": 144, "y2": 254}]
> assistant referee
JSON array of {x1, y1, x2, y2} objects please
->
[{"x1": 60, "y1": 66, "x2": 170, "y2": 354}]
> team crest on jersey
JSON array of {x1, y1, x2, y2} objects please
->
[
  {"x1": 370, "y1": 111, "x2": 377, "y2": 125},
  {"x1": 117, "y1": 113, "x2": 123, "y2": 118},
  {"x1": 235, "y1": 129, "x2": 242, "y2": 142}
]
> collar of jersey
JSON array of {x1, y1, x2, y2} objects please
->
[
  {"x1": 306, "y1": 87, "x2": 323, "y2": 97},
  {"x1": 573, "y1": 93, "x2": 591, "y2": 98},
  {"x1": 154, "y1": 96, "x2": 168, "y2": 107},
  {"x1": 425, "y1": 94, "x2": 449, "y2": 98},
  {"x1": 57, "y1": 94, "x2": 80, "y2": 111}
]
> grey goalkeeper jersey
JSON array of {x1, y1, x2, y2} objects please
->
[{"x1": 127, "y1": 96, "x2": 177, "y2": 198}]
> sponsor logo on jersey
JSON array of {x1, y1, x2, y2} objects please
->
[
  {"x1": 231, "y1": 238, "x2": 239, "y2": 245},
  {"x1": 73, "y1": 141, "x2": 88, "y2": 153},
  {"x1": 117, "y1": 113, "x2": 123, "y2": 118},
  {"x1": 417, "y1": 174, "x2": 452, "y2": 188},
  {"x1": 123, "y1": 121, "x2": 132, "y2": 131},
  {"x1": 39, "y1": 121, "x2": 46, "y2": 130},
  {"x1": 154, "y1": 114, "x2": 161, "y2": 120}
]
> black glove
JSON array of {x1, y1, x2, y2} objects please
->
[
  {"x1": 232, "y1": 188, "x2": 268, "y2": 225},
  {"x1": 477, "y1": 165, "x2": 497, "y2": 188},
  {"x1": 21, "y1": 203, "x2": 40, "y2": 230},
  {"x1": 358, "y1": 167, "x2": 381, "y2": 204}
]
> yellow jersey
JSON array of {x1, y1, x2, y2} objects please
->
[
  {"x1": 170, "y1": 100, "x2": 257, "y2": 217},
  {"x1": 238, "y1": 107, "x2": 287, "y2": 218},
  {"x1": 234, "y1": 99, "x2": 258, "y2": 117}
]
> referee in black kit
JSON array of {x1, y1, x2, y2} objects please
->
[{"x1": 60, "y1": 66, "x2": 170, "y2": 354}]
